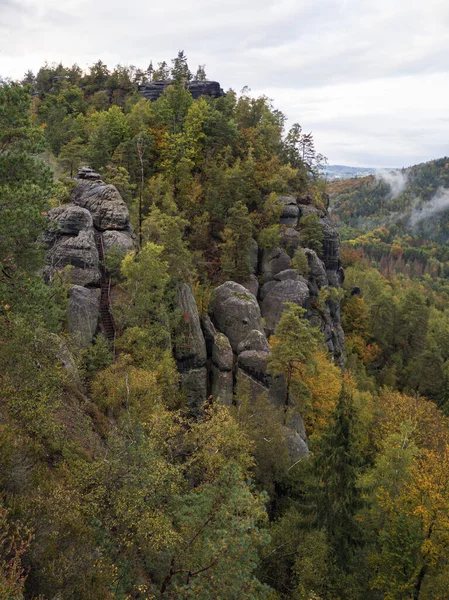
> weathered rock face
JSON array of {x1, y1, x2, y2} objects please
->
[
  {"x1": 139, "y1": 80, "x2": 224, "y2": 101},
  {"x1": 320, "y1": 216, "x2": 341, "y2": 272},
  {"x1": 304, "y1": 248, "x2": 328, "y2": 294},
  {"x1": 237, "y1": 330, "x2": 270, "y2": 354},
  {"x1": 209, "y1": 282, "x2": 264, "y2": 352},
  {"x1": 261, "y1": 278, "x2": 309, "y2": 334},
  {"x1": 72, "y1": 180, "x2": 130, "y2": 231},
  {"x1": 175, "y1": 283, "x2": 207, "y2": 372},
  {"x1": 212, "y1": 332, "x2": 233, "y2": 371},
  {"x1": 240, "y1": 274, "x2": 259, "y2": 297},
  {"x1": 201, "y1": 315, "x2": 234, "y2": 405},
  {"x1": 45, "y1": 167, "x2": 136, "y2": 353},
  {"x1": 279, "y1": 196, "x2": 299, "y2": 226},
  {"x1": 46, "y1": 229, "x2": 100, "y2": 287},
  {"x1": 280, "y1": 227, "x2": 301, "y2": 254},
  {"x1": 67, "y1": 286, "x2": 100, "y2": 348},
  {"x1": 210, "y1": 366, "x2": 233, "y2": 406},
  {"x1": 46, "y1": 205, "x2": 93, "y2": 237},
  {"x1": 102, "y1": 230, "x2": 135, "y2": 254},
  {"x1": 260, "y1": 247, "x2": 291, "y2": 283}
]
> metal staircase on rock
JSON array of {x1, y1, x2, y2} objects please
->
[{"x1": 94, "y1": 231, "x2": 116, "y2": 343}]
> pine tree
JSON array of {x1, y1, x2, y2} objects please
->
[
  {"x1": 220, "y1": 201, "x2": 253, "y2": 281},
  {"x1": 314, "y1": 386, "x2": 362, "y2": 570},
  {"x1": 171, "y1": 50, "x2": 191, "y2": 83},
  {"x1": 195, "y1": 64, "x2": 207, "y2": 81},
  {"x1": 299, "y1": 212, "x2": 324, "y2": 257},
  {"x1": 267, "y1": 304, "x2": 321, "y2": 407}
]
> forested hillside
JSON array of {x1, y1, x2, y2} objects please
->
[{"x1": 2, "y1": 55, "x2": 449, "y2": 599}]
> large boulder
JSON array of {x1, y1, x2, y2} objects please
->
[
  {"x1": 279, "y1": 196, "x2": 299, "y2": 227},
  {"x1": 46, "y1": 229, "x2": 100, "y2": 287},
  {"x1": 209, "y1": 282, "x2": 264, "y2": 352},
  {"x1": 67, "y1": 286, "x2": 100, "y2": 347},
  {"x1": 212, "y1": 332, "x2": 233, "y2": 372},
  {"x1": 261, "y1": 279, "x2": 309, "y2": 334},
  {"x1": 260, "y1": 247, "x2": 291, "y2": 283},
  {"x1": 304, "y1": 248, "x2": 328, "y2": 295},
  {"x1": 175, "y1": 283, "x2": 207, "y2": 370},
  {"x1": 274, "y1": 269, "x2": 300, "y2": 282},
  {"x1": 46, "y1": 205, "x2": 93, "y2": 238},
  {"x1": 237, "y1": 330, "x2": 270, "y2": 354},
  {"x1": 72, "y1": 179, "x2": 130, "y2": 231},
  {"x1": 102, "y1": 229, "x2": 136, "y2": 254},
  {"x1": 238, "y1": 350, "x2": 269, "y2": 383}
]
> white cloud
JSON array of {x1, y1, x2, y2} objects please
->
[{"x1": 1, "y1": 0, "x2": 449, "y2": 167}]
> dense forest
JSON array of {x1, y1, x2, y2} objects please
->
[{"x1": 2, "y1": 53, "x2": 449, "y2": 599}]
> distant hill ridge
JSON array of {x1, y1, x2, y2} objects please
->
[
  {"x1": 328, "y1": 157, "x2": 449, "y2": 243},
  {"x1": 322, "y1": 164, "x2": 396, "y2": 180}
]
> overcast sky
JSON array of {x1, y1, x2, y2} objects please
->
[{"x1": 1, "y1": 0, "x2": 449, "y2": 167}]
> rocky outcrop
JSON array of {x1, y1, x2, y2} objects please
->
[
  {"x1": 260, "y1": 247, "x2": 291, "y2": 283},
  {"x1": 46, "y1": 228, "x2": 100, "y2": 287},
  {"x1": 45, "y1": 167, "x2": 136, "y2": 351},
  {"x1": 102, "y1": 230, "x2": 135, "y2": 254},
  {"x1": 67, "y1": 286, "x2": 100, "y2": 348},
  {"x1": 139, "y1": 80, "x2": 224, "y2": 102},
  {"x1": 46, "y1": 205, "x2": 93, "y2": 238},
  {"x1": 261, "y1": 278, "x2": 309, "y2": 334},
  {"x1": 201, "y1": 315, "x2": 233, "y2": 405},
  {"x1": 280, "y1": 227, "x2": 301, "y2": 254},
  {"x1": 209, "y1": 282, "x2": 264, "y2": 352},
  {"x1": 175, "y1": 284, "x2": 208, "y2": 410},
  {"x1": 279, "y1": 196, "x2": 299, "y2": 226},
  {"x1": 240, "y1": 274, "x2": 259, "y2": 297},
  {"x1": 72, "y1": 179, "x2": 131, "y2": 231}
]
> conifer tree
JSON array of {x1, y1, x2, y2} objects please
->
[
  {"x1": 220, "y1": 201, "x2": 253, "y2": 281},
  {"x1": 314, "y1": 386, "x2": 362, "y2": 571},
  {"x1": 299, "y1": 212, "x2": 324, "y2": 257}
]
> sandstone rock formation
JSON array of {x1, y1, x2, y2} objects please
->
[
  {"x1": 209, "y1": 282, "x2": 264, "y2": 352},
  {"x1": 139, "y1": 80, "x2": 224, "y2": 102},
  {"x1": 45, "y1": 167, "x2": 136, "y2": 348},
  {"x1": 174, "y1": 283, "x2": 208, "y2": 410},
  {"x1": 67, "y1": 286, "x2": 100, "y2": 348}
]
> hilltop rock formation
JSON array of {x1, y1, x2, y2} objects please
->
[{"x1": 139, "y1": 80, "x2": 224, "y2": 101}]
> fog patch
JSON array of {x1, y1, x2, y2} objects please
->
[
  {"x1": 375, "y1": 169, "x2": 408, "y2": 199},
  {"x1": 409, "y1": 187, "x2": 449, "y2": 226}
]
